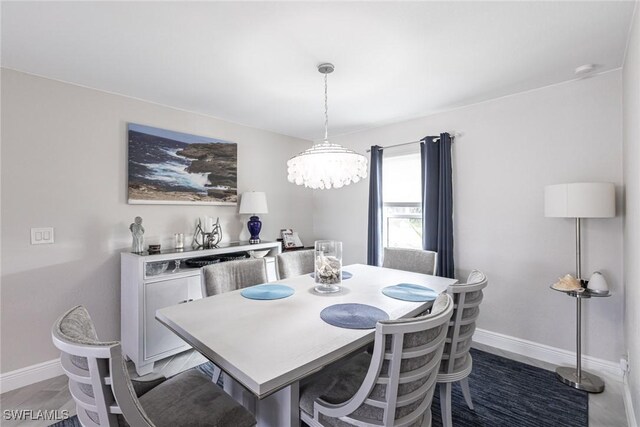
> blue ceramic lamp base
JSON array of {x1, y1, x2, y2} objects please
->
[{"x1": 247, "y1": 215, "x2": 262, "y2": 244}]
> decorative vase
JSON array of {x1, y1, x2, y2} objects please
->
[
  {"x1": 587, "y1": 271, "x2": 609, "y2": 294},
  {"x1": 314, "y1": 240, "x2": 343, "y2": 294},
  {"x1": 247, "y1": 216, "x2": 262, "y2": 244}
]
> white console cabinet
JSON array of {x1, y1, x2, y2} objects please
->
[{"x1": 121, "y1": 241, "x2": 281, "y2": 375}]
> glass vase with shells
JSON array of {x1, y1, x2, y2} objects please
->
[{"x1": 314, "y1": 240, "x2": 343, "y2": 293}]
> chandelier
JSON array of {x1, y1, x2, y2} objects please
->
[{"x1": 287, "y1": 64, "x2": 368, "y2": 189}]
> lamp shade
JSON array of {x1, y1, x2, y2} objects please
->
[
  {"x1": 239, "y1": 192, "x2": 268, "y2": 215},
  {"x1": 544, "y1": 182, "x2": 615, "y2": 218}
]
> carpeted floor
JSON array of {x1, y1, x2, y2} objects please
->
[
  {"x1": 429, "y1": 348, "x2": 588, "y2": 426},
  {"x1": 51, "y1": 348, "x2": 588, "y2": 426}
]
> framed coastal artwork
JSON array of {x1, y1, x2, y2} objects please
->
[{"x1": 127, "y1": 123, "x2": 238, "y2": 205}]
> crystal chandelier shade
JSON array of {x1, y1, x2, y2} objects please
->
[{"x1": 287, "y1": 64, "x2": 368, "y2": 190}]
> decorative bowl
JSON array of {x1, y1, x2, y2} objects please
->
[
  {"x1": 250, "y1": 249, "x2": 270, "y2": 258},
  {"x1": 146, "y1": 262, "x2": 169, "y2": 276}
]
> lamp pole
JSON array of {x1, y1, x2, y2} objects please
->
[{"x1": 555, "y1": 216, "x2": 605, "y2": 393}]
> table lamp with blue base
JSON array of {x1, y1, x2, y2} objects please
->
[{"x1": 239, "y1": 191, "x2": 268, "y2": 244}]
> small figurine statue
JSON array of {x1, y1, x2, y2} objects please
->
[{"x1": 129, "y1": 216, "x2": 145, "y2": 253}]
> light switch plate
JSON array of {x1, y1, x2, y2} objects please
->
[{"x1": 31, "y1": 227, "x2": 54, "y2": 245}]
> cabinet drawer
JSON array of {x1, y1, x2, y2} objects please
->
[{"x1": 143, "y1": 276, "x2": 200, "y2": 360}]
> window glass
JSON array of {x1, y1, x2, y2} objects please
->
[
  {"x1": 383, "y1": 152, "x2": 422, "y2": 249},
  {"x1": 383, "y1": 153, "x2": 421, "y2": 203}
]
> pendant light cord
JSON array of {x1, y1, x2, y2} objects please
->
[{"x1": 324, "y1": 72, "x2": 329, "y2": 144}]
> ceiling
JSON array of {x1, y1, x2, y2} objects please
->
[{"x1": 1, "y1": 1, "x2": 636, "y2": 141}]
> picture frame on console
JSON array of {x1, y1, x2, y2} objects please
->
[{"x1": 281, "y1": 229, "x2": 304, "y2": 249}]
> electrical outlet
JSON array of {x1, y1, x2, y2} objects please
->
[
  {"x1": 31, "y1": 227, "x2": 54, "y2": 245},
  {"x1": 621, "y1": 353, "x2": 630, "y2": 376}
]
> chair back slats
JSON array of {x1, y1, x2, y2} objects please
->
[
  {"x1": 394, "y1": 373, "x2": 437, "y2": 407},
  {"x1": 382, "y1": 333, "x2": 404, "y2": 426},
  {"x1": 276, "y1": 250, "x2": 314, "y2": 279},
  {"x1": 68, "y1": 380, "x2": 99, "y2": 411},
  {"x1": 314, "y1": 294, "x2": 453, "y2": 427},
  {"x1": 393, "y1": 396, "x2": 433, "y2": 427},
  {"x1": 201, "y1": 258, "x2": 267, "y2": 297},
  {"x1": 52, "y1": 306, "x2": 155, "y2": 427},
  {"x1": 377, "y1": 350, "x2": 444, "y2": 386},
  {"x1": 439, "y1": 271, "x2": 488, "y2": 376},
  {"x1": 60, "y1": 352, "x2": 93, "y2": 383},
  {"x1": 87, "y1": 356, "x2": 118, "y2": 425},
  {"x1": 76, "y1": 409, "x2": 101, "y2": 427},
  {"x1": 384, "y1": 337, "x2": 446, "y2": 360}
]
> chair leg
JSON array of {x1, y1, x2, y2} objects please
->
[
  {"x1": 460, "y1": 377, "x2": 474, "y2": 410},
  {"x1": 439, "y1": 382, "x2": 452, "y2": 427}
]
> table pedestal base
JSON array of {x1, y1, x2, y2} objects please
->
[
  {"x1": 556, "y1": 366, "x2": 605, "y2": 393},
  {"x1": 223, "y1": 373, "x2": 300, "y2": 427}
]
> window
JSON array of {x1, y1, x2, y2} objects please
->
[{"x1": 383, "y1": 151, "x2": 422, "y2": 249}]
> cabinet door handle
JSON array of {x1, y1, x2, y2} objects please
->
[{"x1": 178, "y1": 299, "x2": 188, "y2": 304}]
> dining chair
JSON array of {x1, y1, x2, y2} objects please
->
[
  {"x1": 51, "y1": 305, "x2": 256, "y2": 427},
  {"x1": 382, "y1": 247, "x2": 438, "y2": 276},
  {"x1": 437, "y1": 270, "x2": 488, "y2": 427},
  {"x1": 201, "y1": 258, "x2": 268, "y2": 383},
  {"x1": 276, "y1": 249, "x2": 314, "y2": 279},
  {"x1": 201, "y1": 258, "x2": 268, "y2": 297},
  {"x1": 299, "y1": 294, "x2": 454, "y2": 427}
]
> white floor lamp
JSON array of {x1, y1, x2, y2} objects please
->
[{"x1": 544, "y1": 182, "x2": 615, "y2": 393}]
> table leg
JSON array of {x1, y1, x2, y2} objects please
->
[
  {"x1": 222, "y1": 373, "x2": 300, "y2": 427},
  {"x1": 255, "y1": 382, "x2": 300, "y2": 427},
  {"x1": 223, "y1": 373, "x2": 255, "y2": 410}
]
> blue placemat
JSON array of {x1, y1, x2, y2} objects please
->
[
  {"x1": 382, "y1": 283, "x2": 438, "y2": 302},
  {"x1": 241, "y1": 284, "x2": 294, "y2": 300},
  {"x1": 310, "y1": 271, "x2": 353, "y2": 280},
  {"x1": 320, "y1": 303, "x2": 389, "y2": 329}
]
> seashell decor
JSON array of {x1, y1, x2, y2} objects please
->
[
  {"x1": 316, "y1": 254, "x2": 342, "y2": 285},
  {"x1": 552, "y1": 274, "x2": 583, "y2": 292}
]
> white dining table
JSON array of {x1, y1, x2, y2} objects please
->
[{"x1": 156, "y1": 263, "x2": 457, "y2": 427}]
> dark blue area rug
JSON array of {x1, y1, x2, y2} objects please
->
[
  {"x1": 51, "y1": 349, "x2": 588, "y2": 427},
  {"x1": 430, "y1": 348, "x2": 588, "y2": 427}
]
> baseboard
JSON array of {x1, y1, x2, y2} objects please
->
[
  {"x1": 624, "y1": 378, "x2": 639, "y2": 427},
  {"x1": 472, "y1": 328, "x2": 623, "y2": 379},
  {"x1": 0, "y1": 358, "x2": 63, "y2": 394}
]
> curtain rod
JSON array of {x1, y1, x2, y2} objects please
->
[{"x1": 365, "y1": 132, "x2": 459, "y2": 152}]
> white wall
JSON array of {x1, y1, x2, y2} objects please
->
[
  {"x1": 0, "y1": 69, "x2": 314, "y2": 373},
  {"x1": 314, "y1": 71, "x2": 624, "y2": 363},
  {"x1": 623, "y1": 5, "x2": 640, "y2": 421}
]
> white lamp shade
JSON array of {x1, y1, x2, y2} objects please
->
[
  {"x1": 239, "y1": 192, "x2": 268, "y2": 214},
  {"x1": 544, "y1": 182, "x2": 615, "y2": 218}
]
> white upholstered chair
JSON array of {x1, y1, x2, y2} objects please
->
[
  {"x1": 51, "y1": 305, "x2": 255, "y2": 427},
  {"x1": 299, "y1": 294, "x2": 454, "y2": 427},
  {"x1": 382, "y1": 248, "x2": 438, "y2": 276},
  {"x1": 437, "y1": 270, "x2": 488, "y2": 427},
  {"x1": 201, "y1": 258, "x2": 268, "y2": 297},
  {"x1": 276, "y1": 249, "x2": 314, "y2": 279}
]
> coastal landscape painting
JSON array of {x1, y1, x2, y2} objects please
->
[{"x1": 127, "y1": 123, "x2": 237, "y2": 205}]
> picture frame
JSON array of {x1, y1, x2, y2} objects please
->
[
  {"x1": 127, "y1": 123, "x2": 238, "y2": 205},
  {"x1": 281, "y1": 229, "x2": 303, "y2": 248}
]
